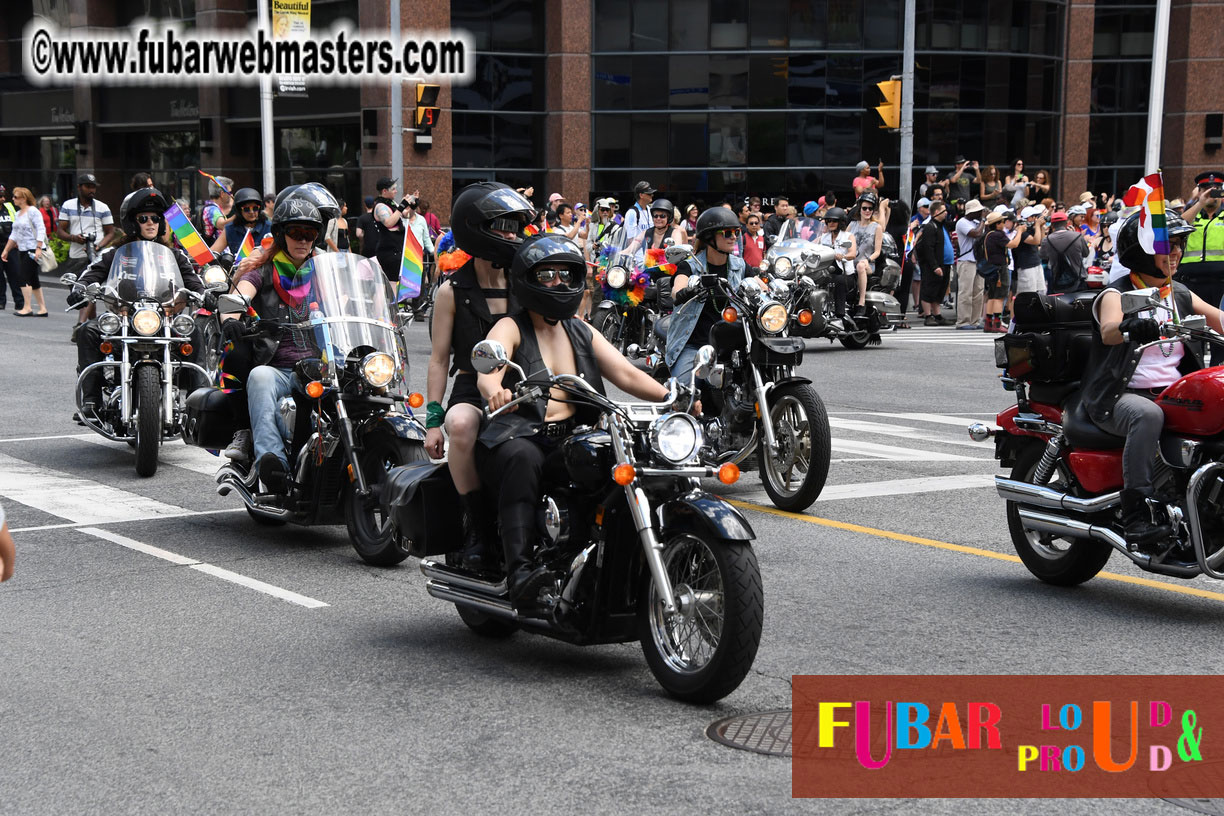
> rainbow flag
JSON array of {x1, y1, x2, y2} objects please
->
[
  {"x1": 396, "y1": 227, "x2": 425, "y2": 302},
  {"x1": 235, "y1": 228, "x2": 256, "y2": 263},
  {"x1": 1122, "y1": 172, "x2": 1171, "y2": 258},
  {"x1": 197, "y1": 170, "x2": 232, "y2": 195},
  {"x1": 163, "y1": 202, "x2": 216, "y2": 266}
]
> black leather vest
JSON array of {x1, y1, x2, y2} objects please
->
[
  {"x1": 1081, "y1": 276, "x2": 1199, "y2": 423},
  {"x1": 478, "y1": 312, "x2": 606, "y2": 449},
  {"x1": 448, "y1": 260, "x2": 517, "y2": 375},
  {"x1": 250, "y1": 263, "x2": 317, "y2": 367},
  {"x1": 372, "y1": 197, "x2": 400, "y2": 257}
]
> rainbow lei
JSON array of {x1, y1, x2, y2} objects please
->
[
  {"x1": 598, "y1": 265, "x2": 651, "y2": 306},
  {"x1": 435, "y1": 230, "x2": 472, "y2": 274},
  {"x1": 644, "y1": 247, "x2": 677, "y2": 276}
]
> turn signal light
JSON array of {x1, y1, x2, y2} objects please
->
[
  {"x1": 346, "y1": 463, "x2": 355, "y2": 482},
  {"x1": 179, "y1": 343, "x2": 193, "y2": 356},
  {"x1": 798, "y1": 309, "x2": 813, "y2": 326},
  {"x1": 99, "y1": 342, "x2": 113, "y2": 354},
  {"x1": 722, "y1": 307, "x2": 738, "y2": 323},
  {"x1": 306, "y1": 381, "x2": 325, "y2": 399},
  {"x1": 407, "y1": 392, "x2": 425, "y2": 408},
  {"x1": 718, "y1": 463, "x2": 740, "y2": 484},
  {"x1": 612, "y1": 464, "x2": 636, "y2": 485}
]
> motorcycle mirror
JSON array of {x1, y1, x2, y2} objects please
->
[
  {"x1": 216, "y1": 292, "x2": 250, "y2": 314},
  {"x1": 1120, "y1": 288, "x2": 1161, "y2": 315},
  {"x1": 739, "y1": 278, "x2": 764, "y2": 300},
  {"x1": 85, "y1": 282, "x2": 101, "y2": 297},
  {"x1": 59, "y1": 272, "x2": 80, "y2": 286},
  {"x1": 664, "y1": 244, "x2": 692, "y2": 265},
  {"x1": 471, "y1": 339, "x2": 511, "y2": 375},
  {"x1": 693, "y1": 345, "x2": 716, "y2": 380},
  {"x1": 707, "y1": 364, "x2": 728, "y2": 390}
]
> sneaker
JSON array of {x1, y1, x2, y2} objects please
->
[
  {"x1": 224, "y1": 429, "x2": 253, "y2": 463},
  {"x1": 923, "y1": 315, "x2": 938, "y2": 327},
  {"x1": 933, "y1": 314, "x2": 948, "y2": 326},
  {"x1": 956, "y1": 323, "x2": 981, "y2": 330}
]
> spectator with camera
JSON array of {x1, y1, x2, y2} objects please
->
[{"x1": 1177, "y1": 171, "x2": 1224, "y2": 308}]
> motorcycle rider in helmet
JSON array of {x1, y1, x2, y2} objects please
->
[
  {"x1": 817, "y1": 207, "x2": 861, "y2": 319},
  {"x1": 1082, "y1": 211, "x2": 1223, "y2": 548},
  {"x1": 477, "y1": 234, "x2": 674, "y2": 610},
  {"x1": 70, "y1": 187, "x2": 205, "y2": 421},
  {"x1": 210, "y1": 187, "x2": 272, "y2": 256},
  {"x1": 424, "y1": 182, "x2": 532, "y2": 571},
  {"x1": 666, "y1": 206, "x2": 760, "y2": 385},
  {"x1": 234, "y1": 182, "x2": 340, "y2": 276},
  {"x1": 628, "y1": 197, "x2": 686, "y2": 263},
  {"x1": 225, "y1": 197, "x2": 325, "y2": 490}
]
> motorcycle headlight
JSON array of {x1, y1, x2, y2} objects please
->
[
  {"x1": 361, "y1": 352, "x2": 396, "y2": 389},
  {"x1": 757, "y1": 301, "x2": 789, "y2": 334},
  {"x1": 773, "y1": 257, "x2": 793, "y2": 278},
  {"x1": 649, "y1": 412, "x2": 703, "y2": 465},
  {"x1": 202, "y1": 266, "x2": 229, "y2": 290},
  {"x1": 606, "y1": 266, "x2": 628, "y2": 289},
  {"x1": 132, "y1": 309, "x2": 162, "y2": 336},
  {"x1": 97, "y1": 312, "x2": 122, "y2": 335},
  {"x1": 170, "y1": 314, "x2": 196, "y2": 337},
  {"x1": 769, "y1": 278, "x2": 790, "y2": 300}
]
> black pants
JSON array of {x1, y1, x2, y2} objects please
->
[
  {"x1": 476, "y1": 436, "x2": 567, "y2": 538},
  {"x1": 895, "y1": 258, "x2": 915, "y2": 314},
  {"x1": 832, "y1": 272, "x2": 855, "y2": 317},
  {"x1": 17, "y1": 251, "x2": 41, "y2": 290},
  {"x1": 0, "y1": 254, "x2": 23, "y2": 308}
]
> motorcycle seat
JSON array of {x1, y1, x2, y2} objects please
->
[
  {"x1": 654, "y1": 314, "x2": 670, "y2": 343},
  {"x1": 1062, "y1": 393, "x2": 1126, "y2": 450}
]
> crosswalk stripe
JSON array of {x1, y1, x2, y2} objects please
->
[
  {"x1": 813, "y1": 474, "x2": 996, "y2": 501},
  {"x1": 74, "y1": 434, "x2": 223, "y2": 476},
  {"x1": 829, "y1": 438, "x2": 986, "y2": 462},
  {"x1": 0, "y1": 451, "x2": 191, "y2": 524},
  {"x1": 865, "y1": 412, "x2": 998, "y2": 427},
  {"x1": 828, "y1": 417, "x2": 985, "y2": 449}
]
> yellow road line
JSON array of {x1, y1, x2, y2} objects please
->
[{"x1": 730, "y1": 499, "x2": 1224, "y2": 604}]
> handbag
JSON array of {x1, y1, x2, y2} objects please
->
[{"x1": 34, "y1": 249, "x2": 58, "y2": 274}]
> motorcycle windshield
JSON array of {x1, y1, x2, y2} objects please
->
[
  {"x1": 779, "y1": 218, "x2": 822, "y2": 243},
  {"x1": 104, "y1": 242, "x2": 184, "y2": 305},
  {"x1": 299, "y1": 253, "x2": 403, "y2": 388}
]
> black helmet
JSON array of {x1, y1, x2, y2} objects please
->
[
  {"x1": 232, "y1": 187, "x2": 262, "y2": 211},
  {"x1": 120, "y1": 187, "x2": 171, "y2": 239},
  {"x1": 649, "y1": 198, "x2": 675, "y2": 223},
  {"x1": 1116, "y1": 213, "x2": 1163, "y2": 278},
  {"x1": 271, "y1": 197, "x2": 323, "y2": 241},
  {"x1": 824, "y1": 206, "x2": 848, "y2": 226},
  {"x1": 1167, "y1": 212, "x2": 1195, "y2": 238},
  {"x1": 857, "y1": 191, "x2": 879, "y2": 207},
  {"x1": 694, "y1": 206, "x2": 741, "y2": 242},
  {"x1": 1098, "y1": 211, "x2": 1119, "y2": 231},
  {"x1": 450, "y1": 182, "x2": 536, "y2": 267},
  {"x1": 281, "y1": 182, "x2": 339, "y2": 247},
  {"x1": 508, "y1": 235, "x2": 587, "y2": 321}
]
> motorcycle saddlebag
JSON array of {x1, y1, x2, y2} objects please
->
[
  {"x1": 382, "y1": 461, "x2": 462, "y2": 558},
  {"x1": 750, "y1": 336, "x2": 805, "y2": 366},
  {"x1": 181, "y1": 387, "x2": 242, "y2": 450},
  {"x1": 996, "y1": 291, "x2": 1096, "y2": 384}
]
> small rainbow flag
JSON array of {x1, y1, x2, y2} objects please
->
[
  {"x1": 235, "y1": 228, "x2": 256, "y2": 263},
  {"x1": 1122, "y1": 171, "x2": 1171, "y2": 260},
  {"x1": 197, "y1": 170, "x2": 232, "y2": 195},
  {"x1": 396, "y1": 227, "x2": 424, "y2": 302},
  {"x1": 163, "y1": 202, "x2": 216, "y2": 266}
]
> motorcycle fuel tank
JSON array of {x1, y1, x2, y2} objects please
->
[{"x1": 1156, "y1": 366, "x2": 1224, "y2": 436}]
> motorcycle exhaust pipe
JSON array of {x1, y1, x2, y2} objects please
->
[
  {"x1": 995, "y1": 477, "x2": 1121, "y2": 514},
  {"x1": 420, "y1": 559, "x2": 508, "y2": 595},
  {"x1": 1016, "y1": 508, "x2": 1201, "y2": 577},
  {"x1": 425, "y1": 580, "x2": 519, "y2": 621}
]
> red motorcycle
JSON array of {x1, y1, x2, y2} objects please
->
[{"x1": 971, "y1": 287, "x2": 1224, "y2": 585}]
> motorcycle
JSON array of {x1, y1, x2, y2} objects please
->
[
  {"x1": 181, "y1": 251, "x2": 428, "y2": 566},
  {"x1": 677, "y1": 271, "x2": 832, "y2": 511},
  {"x1": 764, "y1": 219, "x2": 899, "y2": 349},
  {"x1": 971, "y1": 287, "x2": 1224, "y2": 585},
  {"x1": 64, "y1": 243, "x2": 212, "y2": 477},
  {"x1": 384, "y1": 340, "x2": 764, "y2": 703},
  {"x1": 589, "y1": 228, "x2": 686, "y2": 369}
]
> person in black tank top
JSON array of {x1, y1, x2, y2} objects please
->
[{"x1": 477, "y1": 235, "x2": 675, "y2": 610}]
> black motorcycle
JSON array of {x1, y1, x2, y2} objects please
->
[
  {"x1": 589, "y1": 230, "x2": 687, "y2": 368},
  {"x1": 384, "y1": 339, "x2": 764, "y2": 703},
  {"x1": 182, "y1": 252, "x2": 427, "y2": 565}
]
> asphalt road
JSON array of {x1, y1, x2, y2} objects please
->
[{"x1": 2, "y1": 301, "x2": 1221, "y2": 815}]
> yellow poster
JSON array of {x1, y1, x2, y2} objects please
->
[{"x1": 272, "y1": 0, "x2": 310, "y2": 96}]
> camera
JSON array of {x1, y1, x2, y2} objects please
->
[{"x1": 1208, "y1": 188, "x2": 1223, "y2": 198}]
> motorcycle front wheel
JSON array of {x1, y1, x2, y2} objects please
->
[
  {"x1": 1007, "y1": 443, "x2": 1111, "y2": 586},
  {"x1": 759, "y1": 384, "x2": 831, "y2": 512},
  {"x1": 638, "y1": 534, "x2": 763, "y2": 704},
  {"x1": 345, "y1": 432, "x2": 427, "y2": 566},
  {"x1": 591, "y1": 305, "x2": 625, "y2": 353},
  {"x1": 133, "y1": 365, "x2": 162, "y2": 478}
]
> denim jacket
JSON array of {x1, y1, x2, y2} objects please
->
[{"x1": 664, "y1": 249, "x2": 746, "y2": 369}]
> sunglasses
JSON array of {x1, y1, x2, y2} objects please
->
[
  {"x1": 241, "y1": 204, "x2": 262, "y2": 212},
  {"x1": 135, "y1": 213, "x2": 163, "y2": 224},
  {"x1": 534, "y1": 268, "x2": 573, "y2": 285},
  {"x1": 284, "y1": 226, "x2": 319, "y2": 242},
  {"x1": 860, "y1": 205, "x2": 874, "y2": 212},
  {"x1": 748, "y1": 220, "x2": 760, "y2": 226},
  {"x1": 652, "y1": 213, "x2": 669, "y2": 219},
  {"x1": 714, "y1": 228, "x2": 741, "y2": 239}
]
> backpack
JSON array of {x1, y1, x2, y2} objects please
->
[{"x1": 1046, "y1": 232, "x2": 1085, "y2": 291}]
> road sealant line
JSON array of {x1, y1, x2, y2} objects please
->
[{"x1": 730, "y1": 499, "x2": 1224, "y2": 604}]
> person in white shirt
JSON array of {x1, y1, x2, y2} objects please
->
[
  {"x1": 621, "y1": 181, "x2": 655, "y2": 242},
  {"x1": 953, "y1": 200, "x2": 986, "y2": 328}
]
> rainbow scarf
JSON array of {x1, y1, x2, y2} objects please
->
[
  {"x1": 271, "y1": 251, "x2": 313, "y2": 307},
  {"x1": 164, "y1": 202, "x2": 216, "y2": 266},
  {"x1": 396, "y1": 227, "x2": 424, "y2": 302},
  {"x1": 1129, "y1": 272, "x2": 1173, "y2": 302}
]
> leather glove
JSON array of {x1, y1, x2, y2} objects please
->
[
  {"x1": 254, "y1": 318, "x2": 282, "y2": 335},
  {"x1": 66, "y1": 291, "x2": 88, "y2": 309},
  {"x1": 675, "y1": 277, "x2": 704, "y2": 305},
  {"x1": 1119, "y1": 317, "x2": 1162, "y2": 344},
  {"x1": 221, "y1": 319, "x2": 249, "y2": 343},
  {"x1": 202, "y1": 290, "x2": 219, "y2": 311}
]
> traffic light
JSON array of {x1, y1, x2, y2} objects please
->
[
  {"x1": 875, "y1": 78, "x2": 901, "y2": 131},
  {"x1": 414, "y1": 83, "x2": 440, "y2": 148}
]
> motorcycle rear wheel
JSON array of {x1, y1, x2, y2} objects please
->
[
  {"x1": 1007, "y1": 443, "x2": 1112, "y2": 586},
  {"x1": 345, "y1": 433, "x2": 427, "y2": 567},
  {"x1": 133, "y1": 365, "x2": 162, "y2": 478},
  {"x1": 759, "y1": 384, "x2": 831, "y2": 512},
  {"x1": 638, "y1": 534, "x2": 763, "y2": 704}
]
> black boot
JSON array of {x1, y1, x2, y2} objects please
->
[
  {"x1": 458, "y1": 491, "x2": 494, "y2": 572},
  {"x1": 1120, "y1": 489, "x2": 1172, "y2": 551},
  {"x1": 502, "y1": 526, "x2": 553, "y2": 611}
]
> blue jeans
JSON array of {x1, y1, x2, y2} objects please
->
[
  {"x1": 670, "y1": 343, "x2": 702, "y2": 387},
  {"x1": 246, "y1": 365, "x2": 299, "y2": 467}
]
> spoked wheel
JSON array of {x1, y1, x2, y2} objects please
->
[
  {"x1": 1007, "y1": 443, "x2": 1112, "y2": 586},
  {"x1": 133, "y1": 365, "x2": 162, "y2": 478},
  {"x1": 345, "y1": 433, "x2": 427, "y2": 566},
  {"x1": 199, "y1": 318, "x2": 223, "y2": 386},
  {"x1": 592, "y1": 306, "x2": 625, "y2": 353},
  {"x1": 638, "y1": 534, "x2": 763, "y2": 704},
  {"x1": 758, "y1": 384, "x2": 830, "y2": 512}
]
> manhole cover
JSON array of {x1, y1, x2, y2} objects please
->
[
  {"x1": 706, "y1": 709, "x2": 792, "y2": 756},
  {"x1": 1164, "y1": 801, "x2": 1224, "y2": 815}
]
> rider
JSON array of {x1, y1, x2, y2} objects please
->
[
  {"x1": 424, "y1": 182, "x2": 532, "y2": 571},
  {"x1": 1082, "y1": 211, "x2": 1223, "y2": 546},
  {"x1": 70, "y1": 188, "x2": 205, "y2": 419},
  {"x1": 817, "y1": 207, "x2": 860, "y2": 318},
  {"x1": 229, "y1": 198, "x2": 325, "y2": 491},
  {"x1": 477, "y1": 235, "x2": 673, "y2": 609},
  {"x1": 210, "y1": 187, "x2": 271, "y2": 256},
  {"x1": 850, "y1": 192, "x2": 883, "y2": 298},
  {"x1": 666, "y1": 206, "x2": 749, "y2": 385},
  {"x1": 629, "y1": 197, "x2": 686, "y2": 263}
]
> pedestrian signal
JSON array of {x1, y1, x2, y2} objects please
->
[
  {"x1": 415, "y1": 83, "x2": 441, "y2": 148},
  {"x1": 876, "y1": 78, "x2": 901, "y2": 131}
]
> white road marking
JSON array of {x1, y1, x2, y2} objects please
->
[
  {"x1": 74, "y1": 434, "x2": 223, "y2": 476},
  {"x1": 0, "y1": 433, "x2": 103, "y2": 443},
  {"x1": 866, "y1": 412, "x2": 999, "y2": 427},
  {"x1": 813, "y1": 474, "x2": 997, "y2": 502},
  {"x1": 829, "y1": 438, "x2": 986, "y2": 462},
  {"x1": 78, "y1": 527, "x2": 328, "y2": 609},
  {"x1": 8, "y1": 507, "x2": 246, "y2": 534},
  {"x1": 0, "y1": 452, "x2": 192, "y2": 524},
  {"x1": 828, "y1": 417, "x2": 984, "y2": 449}
]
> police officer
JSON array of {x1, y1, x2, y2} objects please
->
[
  {"x1": 477, "y1": 235, "x2": 672, "y2": 609},
  {"x1": 423, "y1": 182, "x2": 532, "y2": 570},
  {"x1": 0, "y1": 185, "x2": 22, "y2": 311},
  {"x1": 1176, "y1": 171, "x2": 1224, "y2": 308}
]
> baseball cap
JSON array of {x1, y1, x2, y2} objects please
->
[
  {"x1": 993, "y1": 204, "x2": 1012, "y2": 215},
  {"x1": 375, "y1": 176, "x2": 398, "y2": 191},
  {"x1": 1020, "y1": 205, "x2": 1042, "y2": 219},
  {"x1": 633, "y1": 180, "x2": 656, "y2": 196},
  {"x1": 1068, "y1": 205, "x2": 1087, "y2": 216},
  {"x1": 1050, "y1": 211, "x2": 1069, "y2": 223},
  {"x1": 548, "y1": 192, "x2": 564, "y2": 203},
  {"x1": 916, "y1": 197, "x2": 931, "y2": 208},
  {"x1": 963, "y1": 200, "x2": 985, "y2": 216},
  {"x1": 855, "y1": 161, "x2": 870, "y2": 172},
  {"x1": 77, "y1": 172, "x2": 99, "y2": 186},
  {"x1": 925, "y1": 165, "x2": 938, "y2": 175},
  {"x1": 574, "y1": 202, "x2": 586, "y2": 210},
  {"x1": 1195, "y1": 171, "x2": 1224, "y2": 186},
  {"x1": 0, "y1": 185, "x2": 7, "y2": 196},
  {"x1": 803, "y1": 201, "x2": 818, "y2": 217}
]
